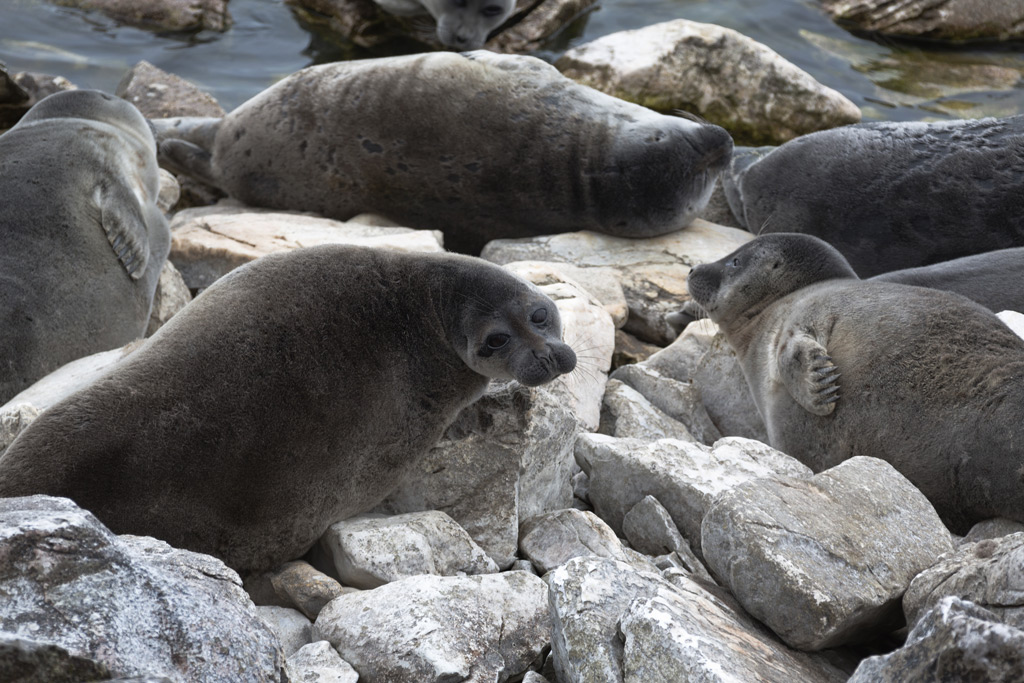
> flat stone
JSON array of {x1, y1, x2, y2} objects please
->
[
  {"x1": 701, "y1": 457, "x2": 955, "y2": 650},
  {"x1": 557, "y1": 19, "x2": 861, "y2": 145},
  {"x1": 576, "y1": 434, "x2": 810, "y2": 556}
]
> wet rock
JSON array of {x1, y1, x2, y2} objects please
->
[
  {"x1": 481, "y1": 220, "x2": 754, "y2": 346},
  {"x1": 320, "y1": 511, "x2": 498, "y2": 589},
  {"x1": 314, "y1": 572, "x2": 549, "y2": 683},
  {"x1": 519, "y1": 508, "x2": 633, "y2": 574},
  {"x1": 256, "y1": 606, "x2": 312, "y2": 656},
  {"x1": 117, "y1": 60, "x2": 225, "y2": 119},
  {"x1": 821, "y1": 0, "x2": 1024, "y2": 42},
  {"x1": 904, "y1": 533, "x2": 1024, "y2": 630},
  {"x1": 702, "y1": 456, "x2": 955, "y2": 650},
  {"x1": 0, "y1": 495, "x2": 285, "y2": 681},
  {"x1": 0, "y1": 633, "x2": 111, "y2": 683},
  {"x1": 576, "y1": 433, "x2": 811, "y2": 555},
  {"x1": 146, "y1": 260, "x2": 192, "y2": 336},
  {"x1": 556, "y1": 19, "x2": 861, "y2": 145},
  {"x1": 379, "y1": 382, "x2": 580, "y2": 568},
  {"x1": 598, "y1": 379, "x2": 696, "y2": 442},
  {"x1": 287, "y1": 0, "x2": 597, "y2": 53},
  {"x1": 50, "y1": 0, "x2": 231, "y2": 32},
  {"x1": 849, "y1": 597, "x2": 1024, "y2": 681},
  {"x1": 169, "y1": 201, "x2": 444, "y2": 289},
  {"x1": 547, "y1": 556, "x2": 845, "y2": 683},
  {"x1": 285, "y1": 641, "x2": 359, "y2": 683}
]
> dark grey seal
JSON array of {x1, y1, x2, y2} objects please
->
[
  {"x1": 687, "y1": 233, "x2": 1024, "y2": 532},
  {"x1": 0, "y1": 246, "x2": 577, "y2": 573},
  {"x1": 0, "y1": 89, "x2": 170, "y2": 404},
  {"x1": 154, "y1": 51, "x2": 733, "y2": 253},
  {"x1": 722, "y1": 116, "x2": 1024, "y2": 276}
]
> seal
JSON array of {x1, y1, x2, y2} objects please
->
[
  {"x1": 687, "y1": 233, "x2": 1024, "y2": 532},
  {"x1": 0, "y1": 89, "x2": 170, "y2": 404},
  {"x1": 721, "y1": 116, "x2": 1024, "y2": 276},
  {"x1": 373, "y1": 0, "x2": 515, "y2": 50},
  {"x1": 0, "y1": 245, "x2": 577, "y2": 573},
  {"x1": 154, "y1": 51, "x2": 733, "y2": 253}
]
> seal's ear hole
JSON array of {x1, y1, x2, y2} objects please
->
[
  {"x1": 772, "y1": 261, "x2": 781, "y2": 270},
  {"x1": 486, "y1": 333, "x2": 510, "y2": 350},
  {"x1": 728, "y1": 257, "x2": 740, "y2": 268},
  {"x1": 531, "y1": 309, "x2": 548, "y2": 324}
]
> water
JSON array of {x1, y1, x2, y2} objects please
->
[{"x1": 0, "y1": 0, "x2": 1022, "y2": 121}]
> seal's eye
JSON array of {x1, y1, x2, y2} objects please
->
[
  {"x1": 482, "y1": 5, "x2": 504, "y2": 16},
  {"x1": 531, "y1": 308, "x2": 547, "y2": 324},
  {"x1": 486, "y1": 333, "x2": 510, "y2": 349}
]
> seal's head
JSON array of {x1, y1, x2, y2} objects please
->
[
  {"x1": 452, "y1": 264, "x2": 577, "y2": 387},
  {"x1": 19, "y1": 89, "x2": 155, "y2": 148},
  {"x1": 687, "y1": 233, "x2": 857, "y2": 328},
  {"x1": 433, "y1": 0, "x2": 515, "y2": 50}
]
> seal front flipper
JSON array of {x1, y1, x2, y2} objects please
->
[
  {"x1": 98, "y1": 182, "x2": 150, "y2": 280},
  {"x1": 776, "y1": 330, "x2": 840, "y2": 416}
]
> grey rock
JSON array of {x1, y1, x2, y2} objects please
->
[
  {"x1": 701, "y1": 456, "x2": 955, "y2": 650},
  {"x1": 904, "y1": 532, "x2": 1024, "y2": 631},
  {"x1": 849, "y1": 597, "x2": 1024, "y2": 682},
  {"x1": 821, "y1": 0, "x2": 1024, "y2": 42},
  {"x1": 504, "y1": 261, "x2": 628, "y2": 329},
  {"x1": 607, "y1": 364, "x2": 721, "y2": 443},
  {"x1": 320, "y1": 511, "x2": 498, "y2": 589},
  {"x1": 522, "y1": 672, "x2": 551, "y2": 683},
  {"x1": 519, "y1": 508, "x2": 631, "y2": 574},
  {"x1": 547, "y1": 557, "x2": 844, "y2": 683},
  {"x1": 598, "y1": 379, "x2": 696, "y2": 442},
  {"x1": 51, "y1": 0, "x2": 231, "y2": 31},
  {"x1": 0, "y1": 633, "x2": 111, "y2": 683},
  {"x1": 698, "y1": 181, "x2": 741, "y2": 228},
  {"x1": 482, "y1": 221, "x2": 753, "y2": 346},
  {"x1": 621, "y1": 495, "x2": 689, "y2": 557},
  {"x1": 285, "y1": 641, "x2": 359, "y2": 683},
  {"x1": 378, "y1": 382, "x2": 580, "y2": 568},
  {"x1": 0, "y1": 496, "x2": 285, "y2": 681},
  {"x1": 611, "y1": 329, "x2": 662, "y2": 368},
  {"x1": 511, "y1": 559, "x2": 539, "y2": 575},
  {"x1": 146, "y1": 260, "x2": 192, "y2": 336},
  {"x1": 256, "y1": 606, "x2": 312, "y2": 657},
  {"x1": 313, "y1": 572, "x2": 549, "y2": 683},
  {"x1": 244, "y1": 560, "x2": 350, "y2": 621},
  {"x1": 576, "y1": 433, "x2": 810, "y2": 555},
  {"x1": 557, "y1": 19, "x2": 860, "y2": 145},
  {"x1": 961, "y1": 517, "x2": 1024, "y2": 544},
  {"x1": 1, "y1": 71, "x2": 75, "y2": 131},
  {"x1": 117, "y1": 60, "x2": 225, "y2": 119}
]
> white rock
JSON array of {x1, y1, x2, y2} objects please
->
[
  {"x1": 576, "y1": 433, "x2": 810, "y2": 555},
  {"x1": 607, "y1": 364, "x2": 721, "y2": 443},
  {"x1": 285, "y1": 641, "x2": 359, "y2": 683},
  {"x1": 556, "y1": 19, "x2": 861, "y2": 144},
  {"x1": 503, "y1": 260, "x2": 628, "y2": 327},
  {"x1": 518, "y1": 508, "x2": 632, "y2": 574},
  {"x1": 702, "y1": 456, "x2": 955, "y2": 650},
  {"x1": 598, "y1": 379, "x2": 696, "y2": 442},
  {"x1": 313, "y1": 572, "x2": 549, "y2": 683},
  {"x1": 146, "y1": 260, "x2": 192, "y2": 336},
  {"x1": 482, "y1": 220, "x2": 753, "y2": 345},
  {"x1": 998, "y1": 310, "x2": 1024, "y2": 340},
  {"x1": 169, "y1": 200, "x2": 444, "y2": 288},
  {"x1": 256, "y1": 606, "x2": 312, "y2": 656},
  {"x1": 319, "y1": 511, "x2": 498, "y2": 589}
]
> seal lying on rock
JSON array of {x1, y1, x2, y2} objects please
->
[
  {"x1": 373, "y1": 0, "x2": 515, "y2": 49},
  {"x1": 154, "y1": 51, "x2": 733, "y2": 253},
  {"x1": 0, "y1": 89, "x2": 170, "y2": 404},
  {"x1": 687, "y1": 233, "x2": 1024, "y2": 532},
  {"x1": 0, "y1": 246, "x2": 577, "y2": 573},
  {"x1": 721, "y1": 116, "x2": 1024, "y2": 276}
]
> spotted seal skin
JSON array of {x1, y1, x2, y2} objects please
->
[
  {"x1": 155, "y1": 51, "x2": 733, "y2": 253},
  {"x1": 0, "y1": 90, "x2": 170, "y2": 404},
  {"x1": 0, "y1": 245, "x2": 576, "y2": 573},
  {"x1": 722, "y1": 116, "x2": 1024, "y2": 276},
  {"x1": 687, "y1": 233, "x2": 1024, "y2": 532},
  {"x1": 373, "y1": 0, "x2": 516, "y2": 49}
]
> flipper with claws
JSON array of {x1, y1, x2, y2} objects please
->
[{"x1": 777, "y1": 330, "x2": 840, "y2": 416}]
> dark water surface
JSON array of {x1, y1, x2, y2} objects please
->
[{"x1": 1, "y1": 0, "x2": 1022, "y2": 121}]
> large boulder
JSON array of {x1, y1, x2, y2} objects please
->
[
  {"x1": 0, "y1": 496, "x2": 284, "y2": 681},
  {"x1": 313, "y1": 572, "x2": 549, "y2": 683},
  {"x1": 49, "y1": 0, "x2": 231, "y2": 32},
  {"x1": 701, "y1": 457, "x2": 955, "y2": 650},
  {"x1": 556, "y1": 19, "x2": 861, "y2": 145},
  {"x1": 820, "y1": 0, "x2": 1024, "y2": 42}
]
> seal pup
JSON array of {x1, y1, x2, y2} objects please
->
[
  {"x1": 0, "y1": 245, "x2": 577, "y2": 573},
  {"x1": 687, "y1": 233, "x2": 1024, "y2": 532},
  {"x1": 154, "y1": 51, "x2": 733, "y2": 253},
  {"x1": 0, "y1": 89, "x2": 170, "y2": 404},
  {"x1": 721, "y1": 116, "x2": 1024, "y2": 276},
  {"x1": 373, "y1": 0, "x2": 515, "y2": 49}
]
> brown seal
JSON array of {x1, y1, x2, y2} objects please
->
[
  {"x1": 687, "y1": 233, "x2": 1024, "y2": 532},
  {"x1": 0, "y1": 245, "x2": 576, "y2": 572}
]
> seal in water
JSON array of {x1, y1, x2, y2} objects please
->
[
  {"x1": 373, "y1": 0, "x2": 515, "y2": 50},
  {"x1": 721, "y1": 116, "x2": 1024, "y2": 276},
  {"x1": 687, "y1": 232, "x2": 1024, "y2": 532},
  {"x1": 0, "y1": 89, "x2": 170, "y2": 404},
  {"x1": 0, "y1": 245, "x2": 577, "y2": 573},
  {"x1": 154, "y1": 51, "x2": 733, "y2": 253}
]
